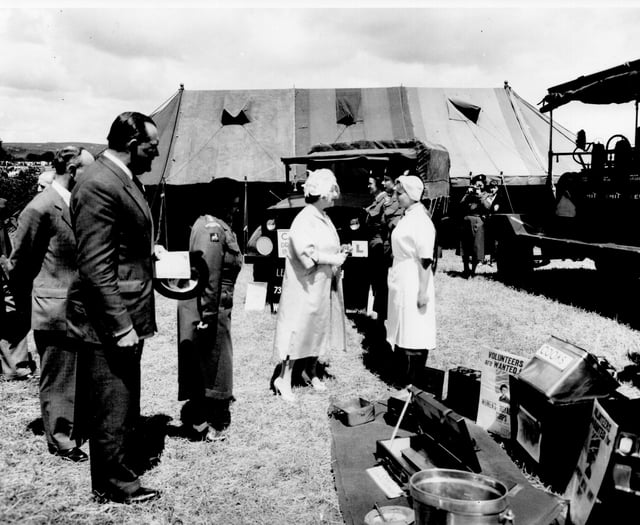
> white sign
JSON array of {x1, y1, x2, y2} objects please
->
[
  {"x1": 276, "y1": 229, "x2": 289, "y2": 258},
  {"x1": 565, "y1": 400, "x2": 618, "y2": 525},
  {"x1": 535, "y1": 342, "x2": 574, "y2": 371},
  {"x1": 154, "y1": 251, "x2": 191, "y2": 279},
  {"x1": 350, "y1": 240, "x2": 368, "y2": 258},
  {"x1": 244, "y1": 281, "x2": 268, "y2": 311},
  {"x1": 477, "y1": 347, "x2": 526, "y2": 438}
]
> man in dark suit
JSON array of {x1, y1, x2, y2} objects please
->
[
  {"x1": 10, "y1": 146, "x2": 94, "y2": 462},
  {"x1": 67, "y1": 112, "x2": 160, "y2": 504}
]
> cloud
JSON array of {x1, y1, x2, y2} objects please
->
[{"x1": 1, "y1": 6, "x2": 639, "y2": 143}]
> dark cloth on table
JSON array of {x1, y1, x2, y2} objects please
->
[{"x1": 330, "y1": 402, "x2": 566, "y2": 525}]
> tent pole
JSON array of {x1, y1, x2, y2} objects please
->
[
  {"x1": 547, "y1": 109, "x2": 554, "y2": 189},
  {"x1": 635, "y1": 100, "x2": 638, "y2": 149},
  {"x1": 243, "y1": 176, "x2": 248, "y2": 251}
]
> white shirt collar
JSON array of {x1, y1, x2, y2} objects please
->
[
  {"x1": 103, "y1": 150, "x2": 133, "y2": 181},
  {"x1": 51, "y1": 179, "x2": 71, "y2": 207}
]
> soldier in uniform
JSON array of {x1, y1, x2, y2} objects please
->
[
  {"x1": 365, "y1": 174, "x2": 388, "y2": 320},
  {"x1": 381, "y1": 172, "x2": 404, "y2": 258},
  {"x1": 177, "y1": 178, "x2": 243, "y2": 441}
]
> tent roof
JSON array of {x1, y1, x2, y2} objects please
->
[
  {"x1": 142, "y1": 86, "x2": 577, "y2": 187},
  {"x1": 541, "y1": 59, "x2": 640, "y2": 112}
]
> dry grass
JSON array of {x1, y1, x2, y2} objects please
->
[{"x1": 1, "y1": 250, "x2": 638, "y2": 524}]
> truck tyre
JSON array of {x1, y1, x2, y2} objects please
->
[{"x1": 495, "y1": 238, "x2": 533, "y2": 283}]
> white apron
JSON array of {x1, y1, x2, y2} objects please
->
[{"x1": 386, "y1": 203, "x2": 436, "y2": 350}]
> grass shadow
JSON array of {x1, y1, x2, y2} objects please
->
[
  {"x1": 484, "y1": 267, "x2": 640, "y2": 329},
  {"x1": 348, "y1": 312, "x2": 404, "y2": 389}
]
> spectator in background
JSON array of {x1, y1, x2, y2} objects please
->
[
  {"x1": 66, "y1": 112, "x2": 160, "y2": 504},
  {"x1": 480, "y1": 179, "x2": 502, "y2": 264},
  {"x1": 0, "y1": 197, "x2": 37, "y2": 380},
  {"x1": 37, "y1": 171, "x2": 55, "y2": 192},
  {"x1": 365, "y1": 174, "x2": 388, "y2": 320},
  {"x1": 386, "y1": 175, "x2": 436, "y2": 388},
  {"x1": 458, "y1": 174, "x2": 490, "y2": 277},
  {"x1": 272, "y1": 169, "x2": 348, "y2": 402},
  {"x1": 9, "y1": 146, "x2": 95, "y2": 461},
  {"x1": 177, "y1": 178, "x2": 243, "y2": 442}
]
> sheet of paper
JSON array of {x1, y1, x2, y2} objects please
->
[
  {"x1": 245, "y1": 281, "x2": 268, "y2": 311},
  {"x1": 366, "y1": 466, "x2": 404, "y2": 499},
  {"x1": 154, "y1": 251, "x2": 191, "y2": 279}
]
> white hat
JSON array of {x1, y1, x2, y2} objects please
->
[
  {"x1": 304, "y1": 169, "x2": 339, "y2": 199},
  {"x1": 396, "y1": 174, "x2": 424, "y2": 201}
]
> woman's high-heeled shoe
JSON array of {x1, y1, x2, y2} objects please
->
[
  {"x1": 273, "y1": 377, "x2": 297, "y2": 402},
  {"x1": 301, "y1": 370, "x2": 327, "y2": 392},
  {"x1": 310, "y1": 377, "x2": 327, "y2": 392}
]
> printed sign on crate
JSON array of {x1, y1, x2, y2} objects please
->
[
  {"x1": 565, "y1": 400, "x2": 618, "y2": 525},
  {"x1": 476, "y1": 347, "x2": 526, "y2": 438}
]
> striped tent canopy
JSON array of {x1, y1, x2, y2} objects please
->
[{"x1": 141, "y1": 85, "x2": 577, "y2": 188}]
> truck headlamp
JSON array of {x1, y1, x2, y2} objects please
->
[
  {"x1": 266, "y1": 219, "x2": 276, "y2": 231},
  {"x1": 256, "y1": 236, "x2": 274, "y2": 256}
]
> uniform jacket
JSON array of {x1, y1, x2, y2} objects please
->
[
  {"x1": 66, "y1": 155, "x2": 156, "y2": 344},
  {"x1": 9, "y1": 186, "x2": 76, "y2": 331},
  {"x1": 273, "y1": 205, "x2": 346, "y2": 361},
  {"x1": 178, "y1": 215, "x2": 242, "y2": 337}
]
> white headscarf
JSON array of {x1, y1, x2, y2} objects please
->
[
  {"x1": 304, "y1": 169, "x2": 339, "y2": 199},
  {"x1": 397, "y1": 174, "x2": 424, "y2": 202}
]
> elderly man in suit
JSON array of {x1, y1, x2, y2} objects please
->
[
  {"x1": 10, "y1": 146, "x2": 94, "y2": 461},
  {"x1": 66, "y1": 112, "x2": 160, "y2": 504}
]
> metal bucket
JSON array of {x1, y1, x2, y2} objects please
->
[{"x1": 409, "y1": 469, "x2": 514, "y2": 525}]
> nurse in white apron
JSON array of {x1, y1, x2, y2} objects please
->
[{"x1": 385, "y1": 175, "x2": 436, "y2": 387}]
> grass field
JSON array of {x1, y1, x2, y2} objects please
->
[{"x1": 1, "y1": 250, "x2": 638, "y2": 524}]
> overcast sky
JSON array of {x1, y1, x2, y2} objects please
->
[{"x1": 1, "y1": 3, "x2": 640, "y2": 145}]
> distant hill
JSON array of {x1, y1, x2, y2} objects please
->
[{"x1": 2, "y1": 142, "x2": 106, "y2": 160}]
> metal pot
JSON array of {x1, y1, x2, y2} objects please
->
[{"x1": 409, "y1": 468, "x2": 514, "y2": 525}]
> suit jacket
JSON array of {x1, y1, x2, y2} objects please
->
[
  {"x1": 9, "y1": 186, "x2": 76, "y2": 332},
  {"x1": 66, "y1": 155, "x2": 156, "y2": 344}
]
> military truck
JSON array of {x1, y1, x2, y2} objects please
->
[
  {"x1": 244, "y1": 139, "x2": 450, "y2": 310},
  {"x1": 488, "y1": 59, "x2": 640, "y2": 280}
]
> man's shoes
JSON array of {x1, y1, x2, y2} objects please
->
[
  {"x1": 50, "y1": 446, "x2": 88, "y2": 463},
  {"x1": 93, "y1": 486, "x2": 161, "y2": 504}
]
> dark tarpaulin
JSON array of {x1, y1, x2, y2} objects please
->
[
  {"x1": 307, "y1": 139, "x2": 450, "y2": 199},
  {"x1": 541, "y1": 59, "x2": 640, "y2": 112}
]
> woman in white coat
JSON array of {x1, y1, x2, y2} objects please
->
[
  {"x1": 386, "y1": 175, "x2": 436, "y2": 387},
  {"x1": 272, "y1": 169, "x2": 348, "y2": 402}
]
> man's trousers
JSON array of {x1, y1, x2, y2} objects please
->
[
  {"x1": 34, "y1": 330, "x2": 83, "y2": 451},
  {"x1": 87, "y1": 341, "x2": 143, "y2": 496}
]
